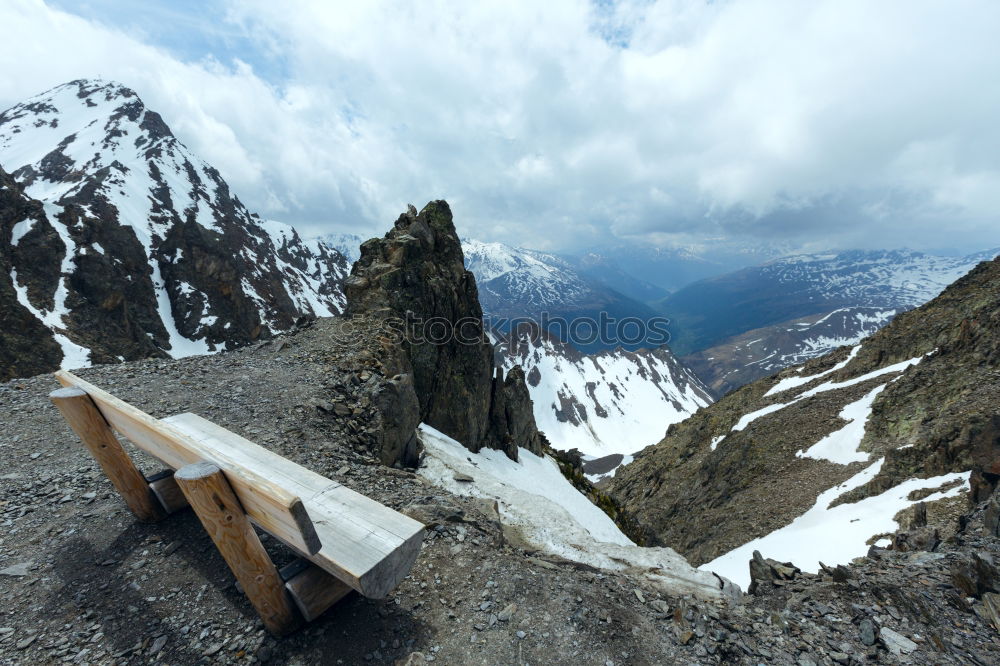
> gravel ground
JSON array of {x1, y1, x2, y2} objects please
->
[{"x1": 1, "y1": 318, "x2": 998, "y2": 665}]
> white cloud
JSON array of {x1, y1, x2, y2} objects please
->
[{"x1": 1, "y1": 0, "x2": 999, "y2": 252}]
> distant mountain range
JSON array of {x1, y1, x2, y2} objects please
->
[
  {"x1": 462, "y1": 239, "x2": 662, "y2": 352},
  {"x1": 656, "y1": 249, "x2": 998, "y2": 392}
]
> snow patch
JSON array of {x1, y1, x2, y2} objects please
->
[
  {"x1": 10, "y1": 218, "x2": 34, "y2": 246},
  {"x1": 701, "y1": 460, "x2": 969, "y2": 589},
  {"x1": 766, "y1": 345, "x2": 861, "y2": 397},
  {"x1": 418, "y1": 425, "x2": 734, "y2": 600},
  {"x1": 796, "y1": 384, "x2": 886, "y2": 464}
]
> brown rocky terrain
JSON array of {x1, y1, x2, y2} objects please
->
[{"x1": 610, "y1": 255, "x2": 1000, "y2": 569}]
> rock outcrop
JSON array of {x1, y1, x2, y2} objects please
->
[{"x1": 345, "y1": 201, "x2": 545, "y2": 460}]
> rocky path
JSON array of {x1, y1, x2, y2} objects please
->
[{"x1": 1, "y1": 318, "x2": 998, "y2": 665}]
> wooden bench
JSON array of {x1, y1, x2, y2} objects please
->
[{"x1": 49, "y1": 370, "x2": 425, "y2": 635}]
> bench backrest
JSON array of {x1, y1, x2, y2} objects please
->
[{"x1": 55, "y1": 370, "x2": 425, "y2": 598}]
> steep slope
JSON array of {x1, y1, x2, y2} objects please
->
[
  {"x1": 494, "y1": 326, "x2": 713, "y2": 464},
  {"x1": 462, "y1": 239, "x2": 660, "y2": 352},
  {"x1": 610, "y1": 254, "x2": 1000, "y2": 582},
  {"x1": 661, "y1": 249, "x2": 998, "y2": 357},
  {"x1": 0, "y1": 79, "x2": 349, "y2": 380},
  {"x1": 684, "y1": 306, "x2": 899, "y2": 394}
]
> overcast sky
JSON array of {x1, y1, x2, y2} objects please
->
[{"x1": 1, "y1": 0, "x2": 998, "y2": 254}]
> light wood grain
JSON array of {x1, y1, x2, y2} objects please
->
[
  {"x1": 50, "y1": 387, "x2": 164, "y2": 523},
  {"x1": 163, "y1": 413, "x2": 425, "y2": 598},
  {"x1": 54, "y1": 371, "x2": 321, "y2": 555},
  {"x1": 175, "y1": 462, "x2": 301, "y2": 636},
  {"x1": 281, "y1": 560, "x2": 352, "y2": 621}
]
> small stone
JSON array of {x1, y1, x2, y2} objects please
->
[
  {"x1": 203, "y1": 643, "x2": 223, "y2": 656},
  {"x1": 453, "y1": 473, "x2": 474, "y2": 483},
  {"x1": 649, "y1": 600, "x2": 670, "y2": 615},
  {"x1": 633, "y1": 589, "x2": 645, "y2": 603},
  {"x1": 0, "y1": 562, "x2": 32, "y2": 577},
  {"x1": 859, "y1": 618, "x2": 878, "y2": 646},
  {"x1": 149, "y1": 635, "x2": 167, "y2": 654},
  {"x1": 879, "y1": 627, "x2": 917, "y2": 656},
  {"x1": 16, "y1": 635, "x2": 37, "y2": 650},
  {"x1": 515, "y1": 631, "x2": 526, "y2": 639},
  {"x1": 398, "y1": 649, "x2": 427, "y2": 665},
  {"x1": 497, "y1": 603, "x2": 517, "y2": 622}
]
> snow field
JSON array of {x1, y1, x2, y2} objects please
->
[{"x1": 418, "y1": 425, "x2": 735, "y2": 601}]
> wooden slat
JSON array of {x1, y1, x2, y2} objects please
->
[
  {"x1": 162, "y1": 412, "x2": 425, "y2": 599},
  {"x1": 281, "y1": 559, "x2": 352, "y2": 621},
  {"x1": 54, "y1": 371, "x2": 321, "y2": 555},
  {"x1": 147, "y1": 473, "x2": 189, "y2": 514},
  {"x1": 175, "y1": 462, "x2": 301, "y2": 636}
]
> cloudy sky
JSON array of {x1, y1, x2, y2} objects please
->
[{"x1": 1, "y1": 0, "x2": 998, "y2": 254}]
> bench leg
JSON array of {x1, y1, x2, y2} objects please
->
[
  {"x1": 50, "y1": 387, "x2": 166, "y2": 523},
  {"x1": 174, "y1": 462, "x2": 301, "y2": 636}
]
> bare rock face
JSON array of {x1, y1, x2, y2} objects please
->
[
  {"x1": 0, "y1": 167, "x2": 63, "y2": 380},
  {"x1": 345, "y1": 201, "x2": 545, "y2": 460}
]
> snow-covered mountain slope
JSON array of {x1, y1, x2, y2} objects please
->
[
  {"x1": 417, "y1": 425, "x2": 736, "y2": 601},
  {"x1": 0, "y1": 79, "x2": 350, "y2": 380},
  {"x1": 317, "y1": 232, "x2": 363, "y2": 264},
  {"x1": 684, "y1": 306, "x2": 900, "y2": 394},
  {"x1": 611, "y1": 254, "x2": 1000, "y2": 585},
  {"x1": 462, "y1": 240, "x2": 659, "y2": 352},
  {"x1": 662, "y1": 249, "x2": 999, "y2": 357},
  {"x1": 493, "y1": 327, "x2": 713, "y2": 463}
]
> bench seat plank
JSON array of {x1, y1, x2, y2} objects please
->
[
  {"x1": 163, "y1": 413, "x2": 425, "y2": 599},
  {"x1": 55, "y1": 371, "x2": 321, "y2": 555}
]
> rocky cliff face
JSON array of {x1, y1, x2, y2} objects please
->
[
  {"x1": 345, "y1": 201, "x2": 546, "y2": 460},
  {"x1": 0, "y1": 80, "x2": 350, "y2": 380},
  {"x1": 610, "y1": 256, "x2": 1000, "y2": 577}
]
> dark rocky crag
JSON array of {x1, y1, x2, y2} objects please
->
[
  {"x1": 345, "y1": 201, "x2": 546, "y2": 460},
  {"x1": 610, "y1": 255, "x2": 1000, "y2": 566}
]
